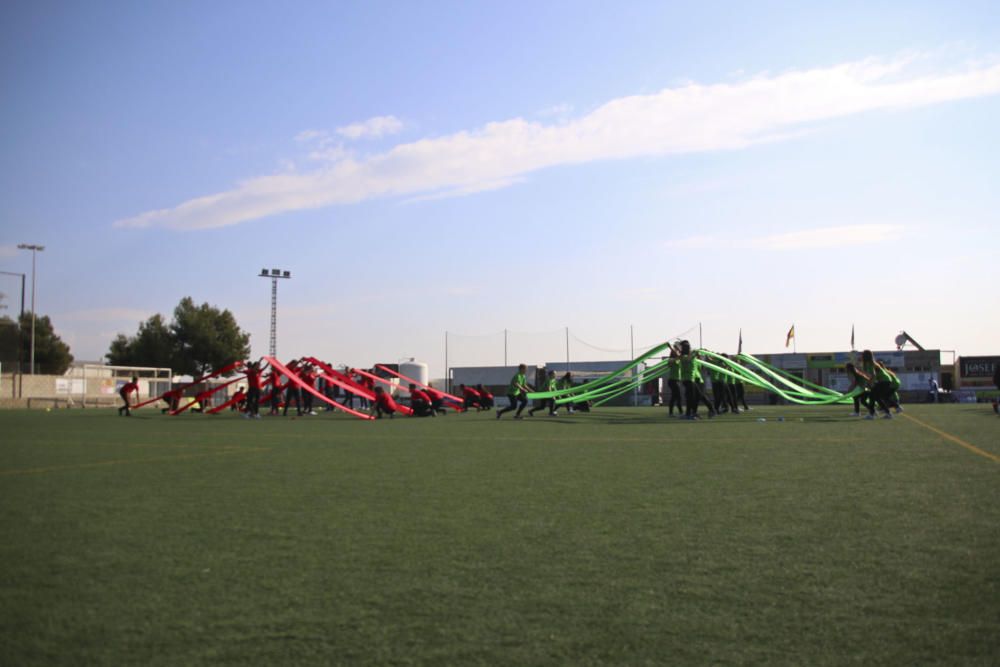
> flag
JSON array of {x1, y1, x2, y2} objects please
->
[
  {"x1": 738, "y1": 328, "x2": 743, "y2": 355},
  {"x1": 785, "y1": 325, "x2": 795, "y2": 348},
  {"x1": 850, "y1": 324, "x2": 855, "y2": 350}
]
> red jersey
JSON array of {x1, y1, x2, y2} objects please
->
[
  {"x1": 425, "y1": 387, "x2": 445, "y2": 401},
  {"x1": 121, "y1": 382, "x2": 138, "y2": 395},
  {"x1": 410, "y1": 389, "x2": 431, "y2": 403},
  {"x1": 462, "y1": 386, "x2": 481, "y2": 399},
  {"x1": 375, "y1": 392, "x2": 398, "y2": 411},
  {"x1": 245, "y1": 367, "x2": 261, "y2": 389}
]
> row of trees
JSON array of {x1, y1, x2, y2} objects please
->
[
  {"x1": 0, "y1": 312, "x2": 75, "y2": 375},
  {"x1": 107, "y1": 297, "x2": 251, "y2": 376}
]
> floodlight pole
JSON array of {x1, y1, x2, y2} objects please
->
[
  {"x1": 565, "y1": 327, "x2": 569, "y2": 370},
  {"x1": 258, "y1": 268, "x2": 291, "y2": 358},
  {"x1": 17, "y1": 244, "x2": 44, "y2": 374}
]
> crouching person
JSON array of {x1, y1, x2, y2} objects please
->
[
  {"x1": 408, "y1": 384, "x2": 436, "y2": 417},
  {"x1": 370, "y1": 386, "x2": 398, "y2": 419}
]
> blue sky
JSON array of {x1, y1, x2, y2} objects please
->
[{"x1": 1, "y1": 1, "x2": 999, "y2": 375}]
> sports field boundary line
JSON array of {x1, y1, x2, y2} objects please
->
[
  {"x1": 902, "y1": 413, "x2": 999, "y2": 464},
  {"x1": 0, "y1": 446, "x2": 271, "y2": 477}
]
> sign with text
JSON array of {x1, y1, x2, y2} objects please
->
[{"x1": 959, "y1": 356, "x2": 999, "y2": 379}]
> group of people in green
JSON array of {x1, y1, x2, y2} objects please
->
[
  {"x1": 495, "y1": 364, "x2": 586, "y2": 419},
  {"x1": 662, "y1": 340, "x2": 750, "y2": 420},
  {"x1": 845, "y1": 349, "x2": 904, "y2": 419},
  {"x1": 493, "y1": 340, "x2": 909, "y2": 422}
]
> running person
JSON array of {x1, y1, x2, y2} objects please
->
[
  {"x1": 528, "y1": 370, "x2": 559, "y2": 417},
  {"x1": 497, "y1": 364, "x2": 531, "y2": 420},
  {"x1": 118, "y1": 376, "x2": 139, "y2": 416}
]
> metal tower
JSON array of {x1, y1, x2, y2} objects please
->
[{"x1": 259, "y1": 268, "x2": 291, "y2": 358}]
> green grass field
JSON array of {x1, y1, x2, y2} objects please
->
[{"x1": 1, "y1": 404, "x2": 998, "y2": 665}]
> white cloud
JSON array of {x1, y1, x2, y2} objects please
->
[
  {"x1": 115, "y1": 54, "x2": 1000, "y2": 231},
  {"x1": 749, "y1": 224, "x2": 905, "y2": 250},
  {"x1": 665, "y1": 224, "x2": 905, "y2": 251},
  {"x1": 336, "y1": 115, "x2": 404, "y2": 140}
]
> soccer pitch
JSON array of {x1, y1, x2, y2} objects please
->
[{"x1": 1, "y1": 405, "x2": 997, "y2": 665}]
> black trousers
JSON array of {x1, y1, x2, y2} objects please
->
[
  {"x1": 667, "y1": 379, "x2": 684, "y2": 414},
  {"x1": 868, "y1": 381, "x2": 893, "y2": 415},
  {"x1": 684, "y1": 380, "x2": 713, "y2": 417},
  {"x1": 302, "y1": 388, "x2": 314, "y2": 412},
  {"x1": 411, "y1": 399, "x2": 434, "y2": 417},
  {"x1": 118, "y1": 392, "x2": 131, "y2": 416},
  {"x1": 498, "y1": 393, "x2": 527, "y2": 417},
  {"x1": 246, "y1": 386, "x2": 260, "y2": 415},
  {"x1": 283, "y1": 386, "x2": 301, "y2": 416},
  {"x1": 529, "y1": 397, "x2": 556, "y2": 415},
  {"x1": 735, "y1": 382, "x2": 749, "y2": 409},
  {"x1": 713, "y1": 381, "x2": 732, "y2": 412}
]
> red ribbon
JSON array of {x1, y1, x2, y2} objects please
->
[
  {"x1": 171, "y1": 375, "x2": 245, "y2": 415},
  {"x1": 375, "y1": 364, "x2": 464, "y2": 410},
  {"x1": 263, "y1": 356, "x2": 374, "y2": 420},
  {"x1": 132, "y1": 360, "x2": 245, "y2": 410}
]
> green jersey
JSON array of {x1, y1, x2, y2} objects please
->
[
  {"x1": 508, "y1": 372, "x2": 526, "y2": 396},
  {"x1": 547, "y1": 376, "x2": 559, "y2": 392},
  {"x1": 559, "y1": 378, "x2": 573, "y2": 390},
  {"x1": 873, "y1": 364, "x2": 893, "y2": 384},
  {"x1": 680, "y1": 354, "x2": 698, "y2": 382},
  {"x1": 667, "y1": 358, "x2": 681, "y2": 381}
]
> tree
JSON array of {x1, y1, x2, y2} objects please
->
[
  {"x1": 171, "y1": 297, "x2": 251, "y2": 377},
  {"x1": 107, "y1": 314, "x2": 176, "y2": 368},
  {"x1": 107, "y1": 298, "x2": 250, "y2": 377},
  {"x1": 0, "y1": 315, "x2": 19, "y2": 366},
  {"x1": 15, "y1": 312, "x2": 74, "y2": 374}
]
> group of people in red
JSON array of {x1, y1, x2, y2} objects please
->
[
  {"x1": 118, "y1": 358, "x2": 499, "y2": 420},
  {"x1": 459, "y1": 384, "x2": 495, "y2": 411}
]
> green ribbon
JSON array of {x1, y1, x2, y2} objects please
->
[{"x1": 526, "y1": 342, "x2": 860, "y2": 407}]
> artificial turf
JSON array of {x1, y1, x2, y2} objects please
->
[{"x1": 1, "y1": 404, "x2": 998, "y2": 665}]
